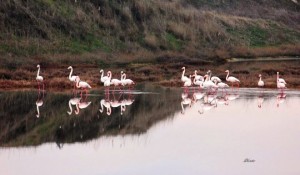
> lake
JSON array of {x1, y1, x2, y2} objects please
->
[{"x1": 1, "y1": 85, "x2": 300, "y2": 175}]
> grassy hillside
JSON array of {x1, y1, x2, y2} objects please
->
[
  {"x1": 0, "y1": 0, "x2": 300, "y2": 89},
  {"x1": 0, "y1": 0, "x2": 299, "y2": 62}
]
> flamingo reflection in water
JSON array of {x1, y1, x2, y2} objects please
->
[
  {"x1": 181, "y1": 92, "x2": 193, "y2": 114},
  {"x1": 257, "y1": 95, "x2": 264, "y2": 108},
  {"x1": 36, "y1": 94, "x2": 44, "y2": 118},
  {"x1": 70, "y1": 97, "x2": 91, "y2": 115},
  {"x1": 67, "y1": 97, "x2": 81, "y2": 115},
  {"x1": 276, "y1": 92, "x2": 286, "y2": 107}
]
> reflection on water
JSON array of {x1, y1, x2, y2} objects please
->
[{"x1": 1, "y1": 86, "x2": 300, "y2": 175}]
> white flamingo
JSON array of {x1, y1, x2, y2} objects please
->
[
  {"x1": 202, "y1": 75, "x2": 217, "y2": 89},
  {"x1": 110, "y1": 72, "x2": 122, "y2": 90},
  {"x1": 225, "y1": 70, "x2": 240, "y2": 88},
  {"x1": 193, "y1": 76, "x2": 203, "y2": 87},
  {"x1": 258, "y1": 74, "x2": 264, "y2": 88},
  {"x1": 277, "y1": 72, "x2": 286, "y2": 92},
  {"x1": 104, "y1": 71, "x2": 112, "y2": 94},
  {"x1": 121, "y1": 72, "x2": 135, "y2": 87},
  {"x1": 193, "y1": 70, "x2": 204, "y2": 81},
  {"x1": 67, "y1": 97, "x2": 81, "y2": 115},
  {"x1": 36, "y1": 64, "x2": 44, "y2": 90},
  {"x1": 36, "y1": 99, "x2": 43, "y2": 118},
  {"x1": 183, "y1": 75, "x2": 192, "y2": 92},
  {"x1": 181, "y1": 67, "x2": 189, "y2": 83},
  {"x1": 68, "y1": 66, "x2": 79, "y2": 89},
  {"x1": 100, "y1": 69, "x2": 109, "y2": 83},
  {"x1": 207, "y1": 70, "x2": 221, "y2": 83},
  {"x1": 277, "y1": 72, "x2": 287, "y2": 84},
  {"x1": 75, "y1": 77, "x2": 92, "y2": 96}
]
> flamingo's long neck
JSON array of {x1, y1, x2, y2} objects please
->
[
  {"x1": 123, "y1": 73, "x2": 126, "y2": 80},
  {"x1": 69, "y1": 68, "x2": 73, "y2": 79},
  {"x1": 100, "y1": 71, "x2": 104, "y2": 79},
  {"x1": 37, "y1": 67, "x2": 40, "y2": 77},
  {"x1": 208, "y1": 71, "x2": 211, "y2": 80},
  {"x1": 67, "y1": 101, "x2": 72, "y2": 114},
  {"x1": 226, "y1": 71, "x2": 229, "y2": 80},
  {"x1": 120, "y1": 72, "x2": 123, "y2": 80},
  {"x1": 182, "y1": 68, "x2": 185, "y2": 79},
  {"x1": 259, "y1": 76, "x2": 262, "y2": 82}
]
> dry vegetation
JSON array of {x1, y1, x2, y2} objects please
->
[{"x1": 0, "y1": 0, "x2": 299, "y2": 88}]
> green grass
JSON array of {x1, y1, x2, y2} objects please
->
[{"x1": 165, "y1": 33, "x2": 183, "y2": 51}]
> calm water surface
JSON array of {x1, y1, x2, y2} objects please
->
[{"x1": 1, "y1": 85, "x2": 300, "y2": 175}]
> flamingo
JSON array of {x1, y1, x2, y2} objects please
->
[
  {"x1": 202, "y1": 75, "x2": 218, "y2": 90},
  {"x1": 225, "y1": 70, "x2": 240, "y2": 88},
  {"x1": 110, "y1": 71, "x2": 122, "y2": 90},
  {"x1": 258, "y1": 74, "x2": 264, "y2": 88},
  {"x1": 67, "y1": 97, "x2": 81, "y2": 115},
  {"x1": 68, "y1": 66, "x2": 79, "y2": 90},
  {"x1": 183, "y1": 75, "x2": 192, "y2": 92},
  {"x1": 36, "y1": 98, "x2": 43, "y2": 118},
  {"x1": 100, "y1": 69, "x2": 109, "y2": 83},
  {"x1": 75, "y1": 77, "x2": 92, "y2": 96},
  {"x1": 193, "y1": 76, "x2": 203, "y2": 87},
  {"x1": 121, "y1": 72, "x2": 135, "y2": 88},
  {"x1": 207, "y1": 70, "x2": 222, "y2": 83},
  {"x1": 277, "y1": 72, "x2": 287, "y2": 84},
  {"x1": 104, "y1": 71, "x2": 112, "y2": 93},
  {"x1": 36, "y1": 64, "x2": 44, "y2": 91},
  {"x1": 277, "y1": 72, "x2": 286, "y2": 93},
  {"x1": 193, "y1": 70, "x2": 204, "y2": 81},
  {"x1": 181, "y1": 67, "x2": 189, "y2": 83},
  {"x1": 213, "y1": 79, "x2": 229, "y2": 90}
]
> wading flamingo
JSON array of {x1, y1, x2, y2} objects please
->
[
  {"x1": 68, "y1": 66, "x2": 79, "y2": 90},
  {"x1": 75, "y1": 77, "x2": 92, "y2": 96},
  {"x1": 36, "y1": 64, "x2": 44, "y2": 91},
  {"x1": 100, "y1": 69, "x2": 109, "y2": 83},
  {"x1": 202, "y1": 75, "x2": 218, "y2": 90},
  {"x1": 258, "y1": 74, "x2": 264, "y2": 88},
  {"x1": 225, "y1": 70, "x2": 240, "y2": 88},
  {"x1": 277, "y1": 72, "x2": 286, "y2": 93},
  {"x1": 121, "y1": 72, "x2": 135, "y2": 88},
  {"x1": 104, "y1": 71, "x2": 112, "y2": 93},
  {"x1": 183, "y1": 75, "x2": 192, "y2": 92},
  {"x1": 181, "y1": 67, "x2": 189, "y2": 83},
  {"x1": 207, "y1": 70, "x2": 221, "y2": 83},
  {"x1": 193, "y1": 70, "x2": 204, "y2": 81},
  {"x1": 214, "y1": 80, "x2": 229, "y2": 91},
  {"x1": 110, "y1": 71, "x2": 122, "y2": 90},
  {"x1": 193, "y1": 76, "x2": 203, "y2": 88}
]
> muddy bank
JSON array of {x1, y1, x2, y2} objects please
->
[{"x1": 0, "y1": 59, "x2": 300, "y2": 89}]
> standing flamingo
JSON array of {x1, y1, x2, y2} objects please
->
[
  {"x1": 181, "y1": 67, "x2": 189, "y2": 83},
  {"x1": 202, "y1": 75, "x2": 218, "y2": 90},
  {"x1": 36, "y1": 64, "x2": 44, "y2": 91},
  {"x1": 225, "y1": 70, "x2": 240, "y2": 88},
  {"x1": 277, "y1": 72, "x2": 286, "y2": 93},
  {"x1": 110, "y1": 71, "x2": 122, "y2": 90},
  {"x1": 183, "y1": 75, "x2": 192, "y2": 93},
  {"x1": 258, "y1": 74, "x2": 264, "y2": 88},
  {"x1": 104, "y1": 71, "x2": 112, "y2": 93},
  {"x1": 75, "y1": 77, "x2": 92, "y2": 97},
  {"x1": 121, "y1": 72, "x2": 135, "y2": 88},
  {"x1": 193, "y1": 70, "x2": 204, "y2": 81},
  {"x1": 100, "y1": 69, "x2": 109, "y2": 83},
  {"x1": 68, "y1": 66, "x2": 79, "y2": 90},
  {"x1": 207, "y1": 70, "x2": 221, "y2": 83}
]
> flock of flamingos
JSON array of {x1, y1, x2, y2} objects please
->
[
  {"x1": 34, "y1": 64, "x2": 288, "y2": 118},
  {"x1": 36, "y1": 64, "x2": 287, "y2": 93}
]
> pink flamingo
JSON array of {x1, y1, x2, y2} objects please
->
[
  {"x1": 225, "y1": 70, "x2": 240, "y2": 88},
  {"x1": 36, "y1": 64, "x2": 44, "y2": 91},
  {"x1": 75, "y1": 77, "x2": 92, "y2": 97}
]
